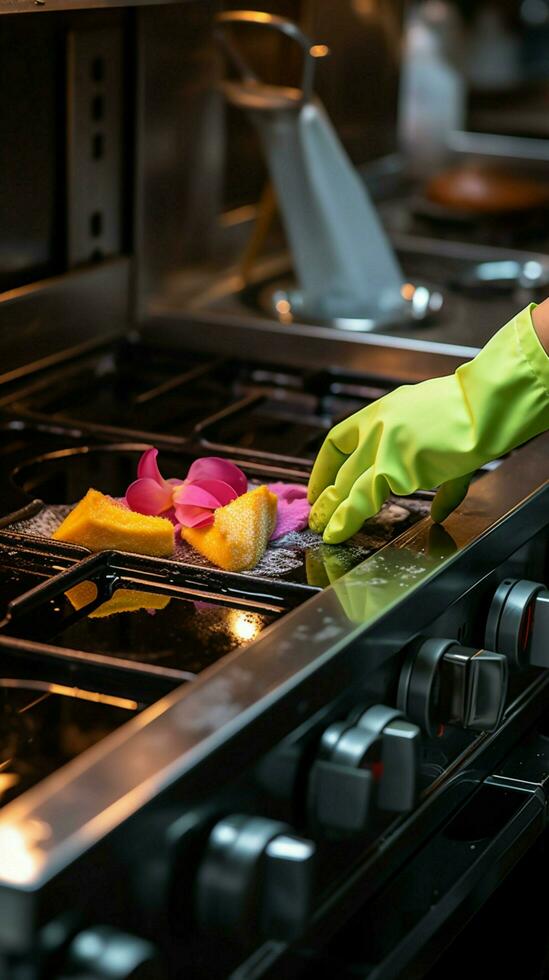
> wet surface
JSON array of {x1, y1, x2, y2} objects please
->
[{"x1": 23, "y1": 593, "x2": 277, "y2": 675}]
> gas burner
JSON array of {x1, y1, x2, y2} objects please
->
[
  {"x1": 0, "y1": 344, "x2": 241, "y2": 440},
  {"x1": 246, "y1": 276, "x2": 444, "y2": 332},
  {"x1": 0, "y1": 342, "x2": 400, "y2": 454},
  {"x1": 0, "y1": 391, "x2": 545, "y2": 980},
  {"x1": 454, "y1": 258, "x2": 549, "y2": 298},
  {"x1": 195, "y1": 391, "x2": 334, "y2": 462},
  {"x1": 194, "y1": 371, "x2": 397, "y2": 464},
  {"x1": 384, "y1": 193, "x2": 549, "y2": 252}
]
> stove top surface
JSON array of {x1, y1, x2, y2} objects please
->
[
  {"x1": 0, "y1": 338, "x2": 439, "y2": 819},
  {"x1": 0, "y1": 343, "x2": 401, "y2": 459},
  {"x1": 0, "y1": 327, "x2": 520, "y2": 853},
  {"x1": 0, "y1": 350, "x2": 434, "y2": 599}
]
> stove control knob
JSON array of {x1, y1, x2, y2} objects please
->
[
  {"x1": 60, "y1": 926, "x2": 161, "y2": 979},
  {"x1": 195, "y1": 815, "x2": 315, "y2": 943},
  {"x1": 308, "y1": 704, "x2": 420, "y2": 836},
  {"x1": 486, "y1": 579, "x2": 549, "y2": 670},
  {"x1": 398, "y1": 638, "x2": 508, "y2": 737}
]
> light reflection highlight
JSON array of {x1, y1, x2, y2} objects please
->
[
  {"x1": 229, "y1": 610, "x2": 263, "y2": 643},
  {"x1": 0, "y1": 679, "x2": 137, "y2": 712},
  {"x1": 0, "y1": 819, "x2": 50, "y2": 885},
  {"x1": 0, "y1": 773, "x2": 19, "y2": 800}
]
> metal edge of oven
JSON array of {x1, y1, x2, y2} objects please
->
[
  {"x1": 0, "y1": 301, "x2": 474, "y2": 407},
  {"x1": 140, "y1": 308, "x2": 479, "y2": 383},
  {"x1": 0, "y1": 259, "x2": 130, "y2": 386},
  {"x1": 0, "y1": 430, "x2": 546, "y2": 951}
]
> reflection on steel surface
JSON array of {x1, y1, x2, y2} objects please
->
[{"x1": 0, "y1": 678, "x2": 138, "y2": 712}]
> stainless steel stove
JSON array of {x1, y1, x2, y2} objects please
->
[{"x1": 0, "y1": 327, "x2": 546, "y2": 980}]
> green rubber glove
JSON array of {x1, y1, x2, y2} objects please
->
[{"x1": 309, "y1": 305, "x2": 549, "y2": 543}]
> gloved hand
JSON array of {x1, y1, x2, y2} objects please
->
[{"x1": 309, "y1": 305, "x2": 549, "y2": 543}]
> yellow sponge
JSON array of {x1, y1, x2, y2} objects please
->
[
  {"x1": 53, "y1": 488, "x2": 174, "y2": 557},
  {"x1": 181, "y1": 485, "x2": 277, "y2": 571},
  {"x1": 65, "y1": 580, "x2": 170, "y2": 618}
]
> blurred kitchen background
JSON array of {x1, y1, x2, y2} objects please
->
[
  {"x1": 3, "y1": 0, "x2": 549, "y2": 357},
  {"x1": 138, "y1": 0, "x2": 549, "y2": 350}
]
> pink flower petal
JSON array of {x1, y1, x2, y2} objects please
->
[
  {"x1": 137, "y1": 448, "x2": 165, "y2": 484},
  {"x1": 173, "y1": 479, "x2": 238, "y2": 510},
  {"x1": 125, "y1": 477, "x2": 174, "y2": 516},
  {"x1": 126, "y1": 451, "x2": 248, "y2": 523},
  {"x1": 175, "y1": 503, "x2": 215, "y2": 528},
  {"x1": 186, "y1": 457, "x2": 247, "y2": 496}
]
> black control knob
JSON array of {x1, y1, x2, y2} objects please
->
[
  {"x1": 398, "y1": 638, "x2": 508, "y2": 737},
  {"x1": 486, "y1": 578, "x2": 549, "y2": 670},
  {"x1": 308, "y1": 704, "x2": 420, "y2": 836},
  {"x1": 61, "y1": 926, "x2": 161, "y2": 979},
  {"x1": 195, "y1": 815, "x2": 315, "y2": 943}
]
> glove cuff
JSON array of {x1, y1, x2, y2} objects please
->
[
  {"x1": 515, "y1": 303, "x2": 549, "y2": 402},
  {"x1": 455, "y1": 303, "x2": 549, "y2": 464}
]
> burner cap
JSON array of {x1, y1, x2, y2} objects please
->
[{"x1": 252, "y1": 278, "x2": 444, "y2": 332}]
